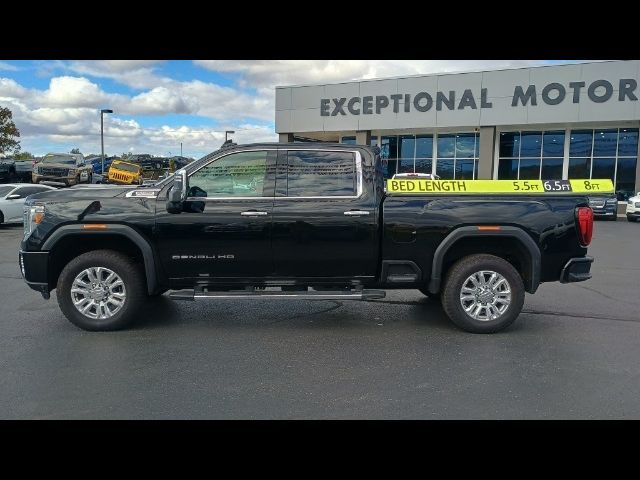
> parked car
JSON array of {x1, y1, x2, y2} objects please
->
[
  {"x1": 0, "y1": 184, "x2": 56, "y2": 224},
  {"x1": 32, "y1": 153, "x2": 93, "y2": 187},
  {"x1": 392, "y1": 172, "x2": 441, "y2": 180},
  {"x1": 588, "y1": 193, "x2": 618, "y2": 221},
  {"x1": 0, "y1": 159, "x2": 16, "y2": 183},
  {"x1": 20, "y1": 143, "x2": 598, "y2": 334},
  {"x1": 13, "y1": 160, "x2": 34, "y2": 183},
  {"x1": 626, "y1": 192, "x2": 640, "y2": 222},
  {"x1": 107, "y1": 160, "x2": 144, "y2": 185},
  {"x1": 87, "y1": 156, "x2": 116, "y2": 175}
]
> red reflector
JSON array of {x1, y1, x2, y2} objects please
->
[
  {"x1": 478, "y1": 226, "x2": 501, "y2": 231},
  {"x1": 577, "y1": 207, "x2": 594, "y2": 246}
]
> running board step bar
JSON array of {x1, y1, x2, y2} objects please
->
[{"x1": 169, "y1": 289, "x2": 386, "y2": 301}]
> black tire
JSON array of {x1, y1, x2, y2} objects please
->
[
  {"x1": 418, "y1": 287, "x2": 441, "y2": 301},
  {"x1": 627, "y1": 216, "x2": 637, "y2": 222},
  {"x1": 0, "y1": 211, "x2": 4, "y2": 224},
  {"x1": 609, "y1": 215, "x2": 617, "y2": 221},
  {"x1": 56, "y1": 250, "x2": 146, "y2": 331},
  {"x1": 441, "y1": 254, "x2": 525, "y2": 334}
]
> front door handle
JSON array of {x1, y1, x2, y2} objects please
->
[
  {"x1": 241, "y1": 211, "x2": 269, "y2": 216},
  {"x1": 344, "y1": 210, "x2": 370, "y2": 216}
]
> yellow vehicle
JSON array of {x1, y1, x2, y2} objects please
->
[{"x1": 107, "y1": 160, "x2": 144, "y2": 185}]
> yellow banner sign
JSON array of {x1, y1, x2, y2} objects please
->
[{"x1": 386, "y1": 179, "x2": 614, "y2": 194}]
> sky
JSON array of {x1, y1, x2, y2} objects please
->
[{"x1": 0, "y1": 60, "x2": 584, "y2": 159}]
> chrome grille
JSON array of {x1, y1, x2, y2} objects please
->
[{"x1": 38, "y1": 167, "x2": 68, "y2": 176}]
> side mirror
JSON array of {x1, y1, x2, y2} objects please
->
[
  {"x1": 166, "y1": 168, "x2": 188, "y2": 214},
  {"x1": 6, "y1": 194, "x2": 21, "y2": 200}
]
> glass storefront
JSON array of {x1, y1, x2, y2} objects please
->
[
  {"x1": 498, "y1": 128, "x2": 638, "y2": 200},
  {"x1": 498, "y1": 130, "x2": 565, "y2": 181},
  {"x1": 339, "y1": 127, "x2": 637, "y2": 197},
  {"x1": 568, "y1": 128, "x2": 638, "y2": 200},
  {"x1": 374, "y1": 132, "x2": 478, "y2": 179}
]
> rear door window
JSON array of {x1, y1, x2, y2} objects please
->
[{"x1": 284, "y1": 150, "x2": 358, "y2": 197}]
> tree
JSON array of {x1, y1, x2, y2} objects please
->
[
  {"x1": 14, "y1": 151, "x2": 34, "y2": 160},
  {"x1": 70, "y1": 148, "x2": 81, "y2": 154},
  {"x1": 0, "y1": 106, "x2": 20, "y2": 155}
]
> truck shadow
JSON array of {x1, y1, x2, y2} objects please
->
[
  {"x1": 133, "y1": 295, "x2": 459, "y2": 332},
  {"x1": 0, "y1": 223, "x2": 23, "y2": 230}
]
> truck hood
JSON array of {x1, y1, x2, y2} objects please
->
[
  {"x1": 35, "y1": 162, "x2": 78, "y2": 169},
  {"x1": 26, "y1": 184, "x2": 142, "y2": 204}
]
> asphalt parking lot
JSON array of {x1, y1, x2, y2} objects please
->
[{"x1": 1, "y1": 218, "x2": 640, "y2": 419}]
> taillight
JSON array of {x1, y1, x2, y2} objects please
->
[{"x1": 576, "y1": 206, "x2": 594, "y2": 246}]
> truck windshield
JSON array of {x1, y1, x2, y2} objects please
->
[{"x1": 42, "y1": 156, "x2": 76, "y2": 165}]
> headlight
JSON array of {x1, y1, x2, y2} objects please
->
[
  {"x1": 68, "y1": 168, "x2": 76, "y2": 175},
  {"x1": 24, "y1": 204, "x2": 45, "y2": 238}
]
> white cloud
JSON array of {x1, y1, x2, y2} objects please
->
[
  {"x1": 39, "y1": 76, "x2": 114, "y2": 108},
  {"x1": 129, "y1": 87, "x2": 197, "y2": 115},
  {"x1": 0, "y1": 78, "x2": 27, "y2": 97},
  {"x1": 65, "y1": 60, "x2": 166, "y2": 89},
  {"x1": 194, "y1": 60, "x2": 562, "y2": 88},
  {"x1": 0, "y1": 61, "x2": 19, "y2": 72},
  {"x1": 1, "y1": 73, "x2": 272, "y2": 122},
  {"x1": 1, "y1": 60, "x2": 587, "y2": 159}
]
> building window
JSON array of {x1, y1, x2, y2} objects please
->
[
  {"x1": 378, "y1": 133, "x2": 477, "y2": 179},
  {"x1": 435, "y1": 133, "x2": 479, "y2": 179},
  {"x1": 380, "y1": 135, "x2": 399, "y2": 179},
  {"x1": 498, "y1": 130, "x2": 564, "y2": 180},
  {"x1": 341, "y1": 136, "x2": 356, "y2": 145},
  {"x1": 568, "y1": 128, "x2": 638, "y2": 200}
]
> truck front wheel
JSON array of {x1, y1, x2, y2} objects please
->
[
  {"x1": 56, "y1": 250, "x2": 146, "y2": 331},
  {"x1": 441, "y1": 254, "x2": 524, "y2": 334}
]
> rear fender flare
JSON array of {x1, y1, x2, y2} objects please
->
[{"x1": 428, "y1": 226, "x2": 541, "y2": 294}]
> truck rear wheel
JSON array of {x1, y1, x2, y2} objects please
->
[
  {"x1": 441, "y1": 254, "x2": 524, "y2": 334},
  {"x1": 56, "y1": 250, "x2": 145, "y2": 331}
]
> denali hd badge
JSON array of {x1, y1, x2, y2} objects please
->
[
  {"x1": 172, "y1": 254, "x2": 235, "y2": 260},
  {"x1": 125, "y1": 189, "x2": 161, "y2": 198}
]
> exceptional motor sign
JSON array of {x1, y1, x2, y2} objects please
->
[
  {"x1": 275, "y1": 61, "x2": 640, "y2": 132},
  {"x1": 320, "y1": 78, "x2": 638, "y2": 117}
]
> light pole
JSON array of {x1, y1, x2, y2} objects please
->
[
  {"x1": 225, "y1": 130, "x2": 235, "y2": 143},
  {"x1": 100, "y1": 109, "x2": 113, "y2": 175}
]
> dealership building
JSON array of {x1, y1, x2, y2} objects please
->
[{"x1": 275, "y1": 60, "x2": 640, "y2": 200}]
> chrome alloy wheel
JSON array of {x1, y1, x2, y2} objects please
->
[
  {"x1": 459, "y1": 270, "x2": 511, "y2": 321},
  {"x1": 70, "y1": 267, "x2": 126, "y2": 319}
]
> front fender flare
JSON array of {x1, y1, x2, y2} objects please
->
[{"x1": 42, "y1": 224, "x2": 159, "y2": 295}]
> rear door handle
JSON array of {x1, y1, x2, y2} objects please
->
[
  {"x1": 241, "y1": 211, "x2": 269, "y2": 216},
  {"x1": 344, "y1": 210, "x2": 370, "y2": 216}
]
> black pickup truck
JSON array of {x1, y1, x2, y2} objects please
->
[{"x1": 19, "y1": 143, "x2": 596, "y2": 333}]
